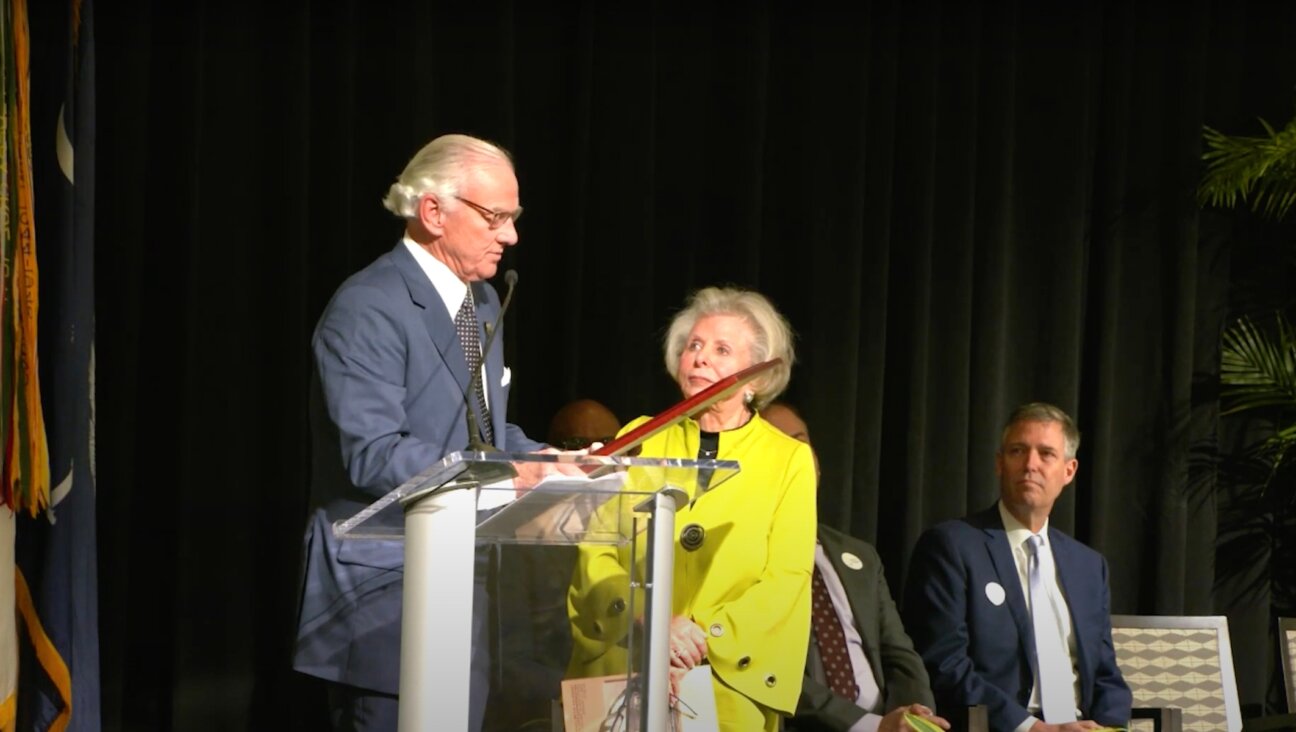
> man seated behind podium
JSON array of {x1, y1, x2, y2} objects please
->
[
  {"x1": 763, "y1": 402, "x2": 948, "y2": 732},
  {"x1": 485, "y1": 398, "x2": 625, "y2": 729},
  {"x1": 295, "y1": 133, "x2": 547, "y2": 732},
  {"x1": 547, "y1": 398, "x2": 621, "y2": 450},
  {"x1": 901, "y1": 402, "x2": 1131, "y2": 732}
]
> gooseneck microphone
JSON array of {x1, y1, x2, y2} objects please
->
[
  {"x1": 479, "y1": 269, "x2": 518, "y2": 359},
  {"x1": 462, "y1": 269, "x2": 518, "y2": 455}
]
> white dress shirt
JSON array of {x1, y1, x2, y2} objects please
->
[
  {"x1": 814, "y1": 542, "x2": 884, "y2": 732},
  {"x1": 998, "y1": 501, "x2": 1081, "y2": 732},
  {"x1": 403, "y1": 237, "x2": 489, "y2": 409}
]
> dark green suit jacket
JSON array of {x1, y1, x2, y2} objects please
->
[{"x1": 786, "y1": 525, "x2": 934, "y2": 731}]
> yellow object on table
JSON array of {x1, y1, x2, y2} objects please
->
[{"x1": 903, "y1": 713, "x2": 945, "y2": 732}]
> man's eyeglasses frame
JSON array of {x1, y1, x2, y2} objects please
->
[{"x1": 455, "y1": 195, "x2": 523, "y2": 230}]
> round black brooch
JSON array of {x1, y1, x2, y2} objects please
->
[{"x1": 680, "y1": 523, "x2": 706, "y2": 551}]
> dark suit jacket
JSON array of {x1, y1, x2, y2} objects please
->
[
  {"x1": 901, "y1": 505, "x2": 1131, "y2": 732},
  {"x1": 293, "y1": 241, "x2": 543, "y2": 694},
  {"x1": 786, "y1": 525, "x2": 935, "y2": 731}
]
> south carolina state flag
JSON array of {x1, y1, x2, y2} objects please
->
[{"x1": 14, "y1": 0, "x2": 99, "y2": 729}]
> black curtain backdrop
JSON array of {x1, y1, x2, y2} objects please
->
[{"x1": 90, "y1": 1, "x2": 1296, "y2": 729}]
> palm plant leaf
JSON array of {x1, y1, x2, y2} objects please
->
[
  {"x1": 1221, "y1": 313, "x2": 1296, "y2": 473},
  {"x1": 1220, "y1": 313, "x2": 1296, "y2": 413},
  {"x1": 1199, "y1": 115, "x2": 1296, "y2": 218},
  {"x1": 1200, "y1": 103, "x2": 1296, "y2": 625},
  {"x1": 1268, "y1": 422, "x2": 1296, "y2": 464}
]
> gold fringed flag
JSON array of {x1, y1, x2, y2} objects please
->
[
  {"x1": 0, "y1": 0, "x2": 48, "y2": 517},
  {"x1": 16, "y1": 0, "x2": 99, "y2": 728},
  {"x1": 1, "y1": 0, "x2": 55, "y2": 728},
  {"x1": 0, "y1": 0, "x2": 10, "y2": 710}
]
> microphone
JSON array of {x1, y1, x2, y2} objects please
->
[
  {"x1": 480, "y1": 269, "x2": 517, "y2": 349},
  {"x1": 458, "y1": 270, "x2": 520, "y2": 485}
]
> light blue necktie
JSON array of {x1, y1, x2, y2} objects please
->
[{"x1": 1026, "y1": 534, "x2": 1077, "y2": 723}]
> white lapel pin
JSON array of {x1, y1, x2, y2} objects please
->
[
  {"x1": 841, "y1": 552, "x2": 863, "y2": 570},
  {"x1": 984, "y1": 581, "x2": 1006, "y2": 606}
]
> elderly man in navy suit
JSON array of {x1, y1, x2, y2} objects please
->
[
  {"x1": 902, "y1": 403, "x2": 1131, "y2": 732},
  {"x1": 294, "y1": 133, "x2": 546, "y2": 732}
]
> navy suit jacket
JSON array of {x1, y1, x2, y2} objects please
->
[
  {"x1": 901, "y1": 505, "x2": 1131, "y2": 731},
  {"x1": 293, "y1": 241, "x2": 543, "y2": 694}
]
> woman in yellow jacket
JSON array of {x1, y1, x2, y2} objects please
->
[{"x1": 567, "y1": 286, "x2": 817, "y2": 732}]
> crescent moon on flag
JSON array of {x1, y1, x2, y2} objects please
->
[
  {"x1": 56, "y1": 104, "x2": 75, "y2": 185},
  {"x1": 50, "y1": 464, "x2": 73, "y2": 514}
]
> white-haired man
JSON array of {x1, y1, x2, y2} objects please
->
[{"x1": 294, "y1": 134, "x2": 545, "y2": 732}]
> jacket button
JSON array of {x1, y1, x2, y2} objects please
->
[
  {"x1": 709, "y1": 623, "x2": 725, "y2": 637},
  {"x1": 764, "y1": 674, "x2": 777, "y2": 687},
  {"x1": 680, "y1": 523, "x2": 705, "y2": 551},
  {"x1": 737, "y1": 656, "x2": 751, "y2": 669}
]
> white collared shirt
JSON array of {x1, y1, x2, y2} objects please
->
[
  {"x1": 998, "y1": 501, "x2": 1081, "y2": 732},
  {"x1": 402, "y1": 237, "x2": 489, "y2": 409},
  {"x1": 813, "y1": 542, "x2": 884, "y2": 732}
]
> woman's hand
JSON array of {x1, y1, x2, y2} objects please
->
[{"x1": 668, "y1": 615, "x2": 708, "y2": 669}]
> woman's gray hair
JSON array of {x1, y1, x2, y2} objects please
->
[
  {"x1": 1002, "y1": 402, "x2": 1082, "y2": 458},
  {"x1": 381, "y1": 134, "x2": 513, "y2": 218},
  {"x1": 663, "y1": 286, "x2": 795, "y2": 410}
]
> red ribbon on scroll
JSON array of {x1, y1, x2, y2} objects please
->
[{"x1": 589, "y1": 358, "x2": 782, "y2": 458}]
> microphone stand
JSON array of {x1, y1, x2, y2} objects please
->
[{"x1": 455, "y1": 270, "x2": 520, "y2": 486}]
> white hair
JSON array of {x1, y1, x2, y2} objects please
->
[
  {"x1": 663, "y1": 286, "x2": 796, "y2": 410},
  {"x1": 381, "y1": 134, "x2": 513, "y2": 218}
]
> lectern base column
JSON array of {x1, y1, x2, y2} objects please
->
[{"x1": 399, "y1": 486, "x2": 477, "y2": 731}]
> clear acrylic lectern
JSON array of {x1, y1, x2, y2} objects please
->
[{"x1": 333, "y1": 450, "x2": 738, "y2": 732}]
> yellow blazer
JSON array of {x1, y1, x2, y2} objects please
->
[{"x1": 567, "y1": 413, "x2": 817, "y2": 715}]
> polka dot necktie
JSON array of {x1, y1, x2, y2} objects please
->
[
  {"x1": 454, "y1": 288, "x2": 494, "y2": 445},
  {"x1": 811, "y1": 565, "x2": 859, "y2": 701}
]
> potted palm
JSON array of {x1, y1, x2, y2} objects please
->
[{"x1": 1197, "y1": 114, "x2": 1296, "y2": 709}]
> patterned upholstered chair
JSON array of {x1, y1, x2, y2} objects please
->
[
  {"x1": 1282, "y1": 617, "x2": 1296, "y2": 714},
  {"x1": 1110, "y1": 615, "x2": 1241, "y2": 732},
  {"x1": 1243, "y1": 616, "x2": 1296, "y2": 732},
  {"x1": 1236, "y1": 617, "x2": 1296, "y2": 731},
  {"x1": 1111, "y1": 615, "x2": 1296, "y2": 732}
]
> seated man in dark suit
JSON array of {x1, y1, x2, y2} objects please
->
[
  {"x1": 765, "y1": 402, "x2": 949, "y2": 732},
  {"x1": 902, "y1": 402, "x2": 1131, "y2": 732}
]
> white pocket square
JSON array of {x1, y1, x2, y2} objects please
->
[{"x1": 501, "y1": 366, "x2": 512, "y2": 387}]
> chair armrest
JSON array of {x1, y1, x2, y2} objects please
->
[
  {"x1": 966, "y1": 704, "x2": 988, "y2": 732},
  {"x1": 1130, "y1": 706, "x2": 1183, "y2": 732},
  {"x1": 1243, "y1": 712, "x2": 1296, "y2": 731}
]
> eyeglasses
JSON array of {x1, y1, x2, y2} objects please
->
[{"x1": 455, "y1": 196, "x2": 523, "y2": 230}]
